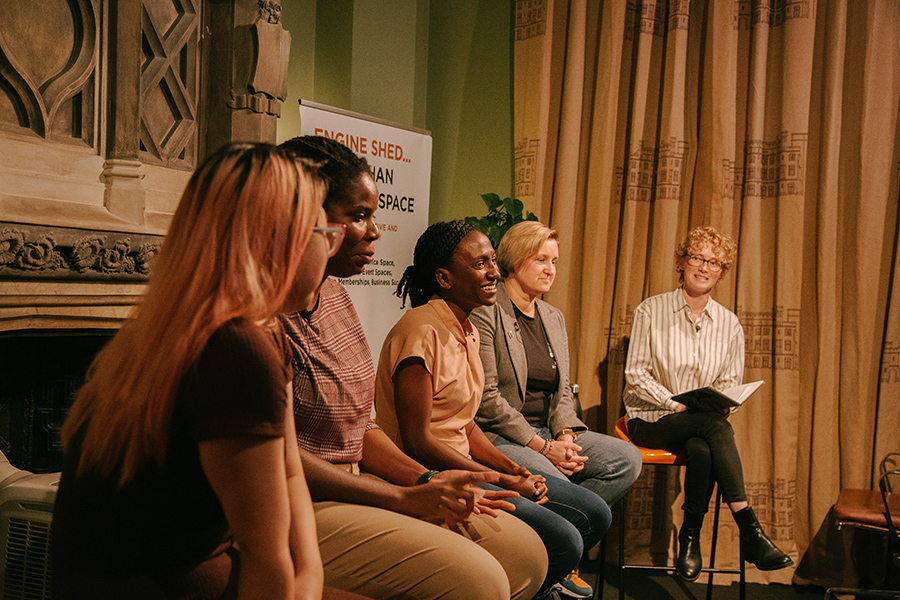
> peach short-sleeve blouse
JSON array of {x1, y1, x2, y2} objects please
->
[{"x1": 375, "y1": 296, "x2": 484, "y2": 458}]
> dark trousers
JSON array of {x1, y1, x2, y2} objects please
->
[{"x1": 628, "y1": 411, "x2": 747, "y2": 516}]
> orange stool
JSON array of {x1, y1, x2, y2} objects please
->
[{"x1": 606, "y1": 416, "x2": 745, "y2": 600}]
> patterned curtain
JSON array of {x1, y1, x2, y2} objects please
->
[{"x1": 514, "y1": 0, "x2": 900, "y2": 585}]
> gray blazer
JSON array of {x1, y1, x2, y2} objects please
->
[{"x1": 470, "y1": 281, "x2": 586, "y2": 446}]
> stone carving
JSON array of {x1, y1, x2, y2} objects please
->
[
  {"x1": 0, "y1": 229, "x2": 24, "y2": 266},
  {"x1": 260, "y1": 0, "x2": 283, "y2": 24},
  {"x1": 0, "y1": 225, "x2": 161, "y2": 281},
  {"x1": 229, "y1": 0, "x2": 291, "y2": 117},
  {"x1": 0, "y1": 0, "x2": 98, "y2": 142},
  {"x1": 13, "y1": 234, "x2": 64, "y2": 271},
  {"x1": 140, "y1": 0, "x2": 200, "y2": 166}
]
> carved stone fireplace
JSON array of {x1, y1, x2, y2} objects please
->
[{"x1": 0, "y1": 0, "x2": 291, "y2": 471}]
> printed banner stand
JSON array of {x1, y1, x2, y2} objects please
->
[{"x1": 298, "y1": 100, "x2": 431, "y2": 366}]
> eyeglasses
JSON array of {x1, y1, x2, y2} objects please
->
[
  {"x1": 314, "y1": 223, "x2": 346, "y2": 258},
  {"x1": 686, "y1": 255, "x2": 723, "y2": 272}
]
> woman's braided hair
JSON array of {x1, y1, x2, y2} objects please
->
[
  {"x1": 279, "y1": 135, "x2": 371, "y2": 208},
  {"x1": 395, "y1": 220, "x2": 474, "y2": 308}
]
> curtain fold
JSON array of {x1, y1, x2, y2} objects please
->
[{"x1": 514, "y1": 0, "x2": 900, "y2": 586}]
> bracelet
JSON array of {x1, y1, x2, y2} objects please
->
[
  {"x1": 416, "y1": 469, "x2": 440, "y2": 485},
  {"x1": 539, "y1": 439, "x2": 553, "y2": 455}
]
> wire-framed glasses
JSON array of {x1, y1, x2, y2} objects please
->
[
  {"x1": 314, "y1": 223, "x2": 346, "y2": 258},
  {"x1": 686, "y1": 255, "x2": 723, "y2": 272}
]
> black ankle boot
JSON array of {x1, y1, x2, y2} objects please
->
[
  {"x1": 733, "y1": 506, "x2": 793, "y2": 571},
  {"x1": 676, "y1": 511, "x2": 704, "y2": 581}
]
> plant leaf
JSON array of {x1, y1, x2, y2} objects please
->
[
  {"x1": 502, "y1": 196, "x2": 524, "y2": 218},
  {"x1": 481, "y1": 193, "x2": 503, "y2": 210}
]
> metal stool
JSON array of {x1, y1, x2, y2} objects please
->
[{"x1": 609, "y1": 416, "x2": 745, "y2": 600}]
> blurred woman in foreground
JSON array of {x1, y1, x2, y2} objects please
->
[{"x1": 51, "y1": 143, "x2": 353, "y2": 600}]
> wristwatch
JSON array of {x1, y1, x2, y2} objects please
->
[{"x1": 556, "y1": 428, "x2": 577, "y2": 441}]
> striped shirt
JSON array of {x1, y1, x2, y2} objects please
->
[
  {"x1": 279, "y1": 278, "x2": 378, "y2": 463},
  {"x1": 623, "y1": 288, "x2": 745, "y2": 424}
]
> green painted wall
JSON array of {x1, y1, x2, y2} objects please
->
[{"x1": 277, "y1": 0, "x2": 513, "y2": 225}]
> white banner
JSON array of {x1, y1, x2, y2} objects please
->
[{"x1": 298, "y1": 101, "x2": 431, "y2": 365}]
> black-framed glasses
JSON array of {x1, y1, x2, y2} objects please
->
[
  {"x1": 686, "y1": 255, "x2": 723, "y2": 272},
  {"x1": 314, "y1": 223, "x2": 346, "y2": 258}
]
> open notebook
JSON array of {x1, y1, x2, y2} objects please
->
[{"x1": 671, "y1": 380, "x2": 764, "y2": 411}]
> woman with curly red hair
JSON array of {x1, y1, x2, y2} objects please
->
[{"x1": 623, "y1": 226, "x2": 792, "y2": 581}]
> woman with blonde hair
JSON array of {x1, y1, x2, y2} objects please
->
[
  {"x1": 51, "y1": 143, "x2": 359, "y2": 600},
  {"x1": 470, "y1": 220, "x2": 641, "y2": 598},
  {"x1": 623, "y1": 226, "x2": 792, "y2": 581}
]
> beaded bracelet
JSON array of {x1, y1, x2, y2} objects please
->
[{"x1": 539, "y1": 439, "x2": 553, "y2": 455}]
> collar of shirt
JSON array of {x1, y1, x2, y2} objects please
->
[
  {"x1": 426, "y1": 295, "x2": 477, "y2": 345},
  {"x1": 671, "y1": 287, "x2": 717, "y2": 324}
]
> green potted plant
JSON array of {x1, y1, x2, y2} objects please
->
[{"x1": 464, "y1": 193, "x2": 538, "y2": 248}]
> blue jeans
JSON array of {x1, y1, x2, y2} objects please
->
[
  {"x1": 481, "y1": 467, "x2": 610, "y2": 593},
  {"x1": 492, "y1": 427, "x2": 643, "y2": 505}
]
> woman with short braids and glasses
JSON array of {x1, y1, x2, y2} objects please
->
[
  {"x1": 623, "y1": 226, "x2": 792, "y2": 582},
  {"x1": 375, "y1": 221, "x2": 610, "y2": 600}
]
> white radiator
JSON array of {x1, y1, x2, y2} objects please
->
[{"x1": 0, "y1": 452, "x2": 58, "y2": 600}]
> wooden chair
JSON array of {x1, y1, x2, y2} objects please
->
[
  {"x1": 824, "y1": 453, "x2": 900, "y2": 599},
  {"x1": 603, "y1": 416, "x2": 745, "y2": 600}
]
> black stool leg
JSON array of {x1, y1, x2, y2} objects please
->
[
  {"x1": 706, "y1": 488, "x2": 722, "y2": 600},
  {"x1": 739, "y1": 526, "x2": 745, "y2": 600},
  {"x1": 618, "y1": 499, "x2": 625, "y2": 600},
  {"x1": 593, "y1": 529, "x2": 605, "y2": 600}
]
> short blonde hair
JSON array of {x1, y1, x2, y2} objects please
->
[
  {"x1": 497, "y1": 221, "x2": 559, "y2": 278},
  {"x1": 675, "y1": 226, "x2": 737, "y2": 282}
]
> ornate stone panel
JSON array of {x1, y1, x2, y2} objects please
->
[
  {"x1": 140, "y1": 0, "x2": 200, "y2": 168},
  {"x1": 0, "y1": 0, "x2": 98, "y2": 146},
  {"x1": 0, "y1": 222, "x2": 161, "y2": 281}
]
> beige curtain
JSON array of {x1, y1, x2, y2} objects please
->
[{"x1": 514, "y1": 0, "x2": 900, "y2": 585}]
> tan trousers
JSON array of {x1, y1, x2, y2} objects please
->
[{"x1": 314, "y1": 500, "x2": 547, "y2": 600}]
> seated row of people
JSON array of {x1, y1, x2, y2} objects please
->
[{"x1": 50, "y1": 136, "x2": 790, "y2": 600}]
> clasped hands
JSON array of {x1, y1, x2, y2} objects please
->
[
  {"x1": 401, "y1": 469, "x2": 519, "y2": 528},
  {"x1": 543, "y1": 435, "x2": 588, "y2": 476}
]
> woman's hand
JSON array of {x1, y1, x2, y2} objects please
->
[
  {"x1": 498, "y1": 469, "x2": 548, "y2": 504},
  {"x1": 527, "y1": 434, "x2": 587, "y2": 476},
  {"x1": 543, "y1": 437, "x2": 588, "y2": 476},
  {"x1": 398, "y1": 470, "x2": 518, "y2": 526},
  {"x1": 431, "y1": 470, "x2": 519, "y2": 517}
]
